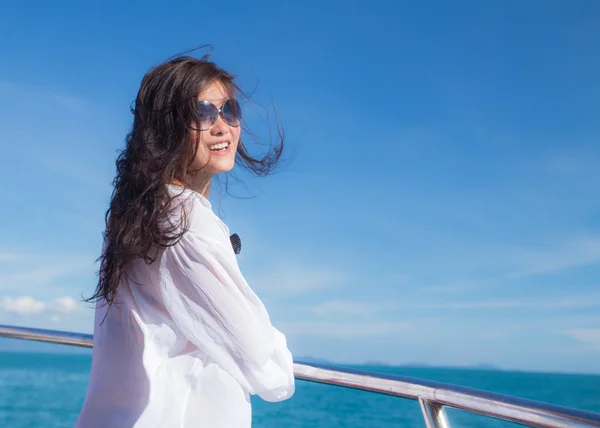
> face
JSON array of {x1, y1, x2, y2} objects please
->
[{"x1": 189, "y1": 80, "x2": 240, "y2": 176}]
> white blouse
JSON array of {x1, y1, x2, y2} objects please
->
[{"x1": 75, "y1": 185, "x2": 295, "y2": 428}]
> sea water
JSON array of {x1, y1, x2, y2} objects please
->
[{"x1": 0, "y1": 351, "x2": 598, "y2": 427}]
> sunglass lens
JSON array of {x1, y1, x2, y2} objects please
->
[
  {"x1": 222, "y1": 99, "x2": 242, "y2": 127},
  {"x1": 198, "y1": 101, "x2": 218, "y2": 130}
]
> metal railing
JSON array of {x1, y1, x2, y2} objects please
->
[{"x1": 1, "y1": 324, "x2": 599, "y2": 427}]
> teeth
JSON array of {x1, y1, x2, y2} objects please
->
[{"x1": 209, "y1": 142, "x2": 229, "y2": 151}]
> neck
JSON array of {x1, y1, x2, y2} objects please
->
[{"x1": 173, "y1": 173, "x2": 212, "y2": 198}]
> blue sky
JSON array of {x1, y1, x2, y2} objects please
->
[{"x1": 1, "y1": 0, "x2": 599, "y2": 374}]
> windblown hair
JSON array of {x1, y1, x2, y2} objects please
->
[{"x1": 86, "y1": 52, "x2": 283, "y2": 308}]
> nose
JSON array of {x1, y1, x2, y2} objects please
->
[{"x1": 210, "y1": 114, "x2": 230, "y2": 137}]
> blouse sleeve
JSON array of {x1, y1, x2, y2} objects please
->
[{"x1": 157, "y1": 209, "x2": 295, "y2": 402}]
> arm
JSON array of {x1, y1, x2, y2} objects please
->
[{"x1": 158, "y1": 227, "x2": 295, "y2": 401}]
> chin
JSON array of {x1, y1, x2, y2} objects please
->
[{"x1": 211, "y1": 159, "x2": 236, "y2": 174}]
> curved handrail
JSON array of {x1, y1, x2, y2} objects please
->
[
  {"x1": 0, "y1": 324, "x2": 92, "y2": 348},
  {"x1": 1, "y1": 324, "x2": 599, "y2": 427}
]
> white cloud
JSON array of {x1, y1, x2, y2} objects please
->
[
  {"x1": 2, "y1": 296, "x2": 46, "y2": 314},
  {"x1": 311, "y1": 300, "x2": 389, "y2": 317},
  {"x1": 422, "y1": 283, "x2": 480, "y2": 293},
  {"x1": 0, "y1": 263, "x2": 89, "y2": 286},
  {"x1": 506, "y1": 236, "x2": 600, "y2": 278},
  {"x1": 249, "y1": 265, "x2": 346, "y2": 295},
  {"x1": 423, "y1": 300, "x2": 525, "y2": 310},
  {"x1": 0, "y1": 80, "x2": 92, "y2": 111},
  {"x1": 564, "y1": 329, "x2": 600, "y2": 348},
  {"x1": 1, "y1": 296, "x2": 82, "y2": 315},
  {"x1": 0, "y1": 252, "x2": 94, "y2": 291},
  {"x1": 384, "y1": 273, "x2": 410, "y2": 285},
  {"x1": 411, "y1": 235, "x2": 600, "y2": 283},
  {"x1": 0, "y1": 252, "x2": 25, "y2": 262},
  {"x1": 539, "y1": 295, "x2": 600, "y2": 309},
  {"x1": 416, "y1": 294, "x2": 600, "y2": 310},
  {"x1": 51, "y1": 297, "x2": 79, "y2": 313},
  {"x1": 280, "y1": 321, "x2": 409, "y2": 338}
]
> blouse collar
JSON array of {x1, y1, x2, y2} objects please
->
[{"x1": 166, "y1": 183, "x2": 212, "y2": 209}]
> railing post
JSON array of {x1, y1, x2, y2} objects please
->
[{"x1": 419, "y1": 397, "x2": 451, "y2": 428}]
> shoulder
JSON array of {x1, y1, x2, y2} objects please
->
[{"x1": 165, "y1": 185, "x2": 230, "y2": 243}]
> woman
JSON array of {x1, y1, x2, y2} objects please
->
[{"x1": 75, "y1": 53, "x2": 295, "y2": 427}]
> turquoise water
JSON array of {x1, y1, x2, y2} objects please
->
[{"x1": 0, "y1": 351, "x2": 599, "y2": 427}]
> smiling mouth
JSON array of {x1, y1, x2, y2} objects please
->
[{"x1": 209, "y1": 141, "x2": 230, "y2": 152}]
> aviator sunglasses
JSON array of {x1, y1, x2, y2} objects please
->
[{"x1": 197, "y1": 98, "x2": 242, "y2": 131}]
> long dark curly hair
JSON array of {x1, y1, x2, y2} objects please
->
[{"x1": 86, "y1": 52, "x2": 283, "y2": 308}]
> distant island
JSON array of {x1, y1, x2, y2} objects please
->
[
  {"x1": 470, "y1": 363, "x2": 502, "y2": 371},
  {"x1": 294, "y1": 355, "x2": 334, "y2": 365},
  {"x1": 295, "y1": 356, "x2": 503, "y2": 371},
  {"x1": 0, "y1": 341, "x2": 504, "y2": 372},
  {"x1": 1, "y1": 345, "x2": 596, "y2": 375}
]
